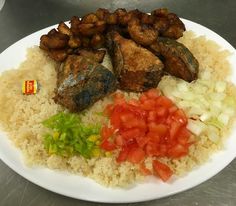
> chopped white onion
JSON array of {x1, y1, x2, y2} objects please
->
[
  {"x1": 187, "y1": 120, "x2": 206, "y2": 136},
  {"x1": 158, "y1": 71, "x2": 236, "y2": 143}
]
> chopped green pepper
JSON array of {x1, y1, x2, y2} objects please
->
[{"x1": 42, "y1": 112, "x2": 102, "y2": 158}]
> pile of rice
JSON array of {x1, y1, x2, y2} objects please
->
[{"x1": 0, "y1": 31, "x2": 235, "y2": 187}]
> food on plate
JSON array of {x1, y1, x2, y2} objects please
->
[
  {"x1": 39, "y1": 8, "x2": 198, "y2": 98},
  {"x1": 100, "y1": 89, "x2": 192, "y2": 181},
  {"x1": 74, "y1": 48, "x2": 106, "y2": 63},
  {"x1": 39, "y1": 8, "x2": 188, "y2": 74},
  {"x1": 150, "y1": 37, "x2": 199, "y2": 82},
  {"x1": 43, "y1": 112, "x2": 102, "y2": 158},
  {"x1": 152, "y1": 8, "x2": 185, "y2": 39},
  {"x1": 106, "y1": 31, "x2": 164, "y2": 92},
  {"x1": 54, "y1": 55, "x2": 117, "y2": 112},
  {"x1": 127, "y1": 18, "x2": 158, "y2": 46},
  {"x1": 0, "y1": 7, "x2": 236, "y2": 187},
  {"x1": 40, "y1": 29, "x2": 69, "y2": 49}
]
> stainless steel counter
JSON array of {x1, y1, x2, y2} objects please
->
[{"x1": 0, "y1": 0, "x2": 236, "y2": 205}]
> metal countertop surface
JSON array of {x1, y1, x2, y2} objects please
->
[{"x1": 0, "y1": 0, "x2": 236, "y2": 205}]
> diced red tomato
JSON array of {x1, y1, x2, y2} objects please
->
[
  {"x1": 128, "y1": 99, "x2": 140, "y2": 107},
  {"x1": 147, "y1": 111, "x2": 157, "y2": 122},
  {"x1": 121, "y1": 114, "x2": 146, "y2": 130},
  {"x1": 110, "y1": 107, "x2": 122, "y2": 129},
  {"x1": 142, "y1": 99, "x2": 156, "y2": 110},
  {"x1": 100, "y1": 139, "x2": 116, "y2": 151},
  {"x1": 104, "y1": 104, "x2": 114, "y2": 117},
  {"x1": 145, "y1": 88, "x2": 161, "y2": 99},
  {"x1": 168, "y1": 106, "x2": 178, "y2": 114},
  {"x1": 120, "y1": 112, "x2": 135, "y2": 123},
  {"x1": 100, "y1": 89, "x2": 193, "y2": 183},
  {"x1": 156, "y1": 106, "x2": 168, "y2": 117},
  {"x1": 115, "y1": 135, "x2": 125, "y2": 147},
  {"x1": 169, "y1": 121, "x2": 181, "y2": 141},
  {"x1": 116, "y1": 147, "x2": 129, "y2": 163},
  {"x1": 120, "y1": 128, "x2": 144, "y2": 140},
  {"x1": 171, "y1": 109, "x2": 188, "y2": 125},
  {"x1": 159, "y1": 144, "x2": 168, "y2": 156},
  {"x1": 127, "y1": 147, "x2": 145, "y2": 164},
  {"x1": 136, "y1": 135, "x2": 150, "y2": 148},
  {"x1": 153, "y1": 160, "x2": 173, "y2": 182},
  {"x1": 168, "y1": 144, "x2": 188, "y2": 158},
  {"x1": 156, "y1": 96, "x2": 174, "y2": 108},
  {"x1": 145, "y1": 142, "x2": 160, "y2": 157},
  {"x1": 177, "y1": 127, "x2": 191, "y2": 145},
  {"x1": 146, "y1": 131, "x2": 160, "y2": 143},
  {"x1": 140, "y1": 93, "x2": 148, "y2": 103},
  {"x1": 101, "y1": 125, "x2": 114, "y2": 140},
  {"x1": 140, "y1": 162, "x2": 152, "y2": 176},
  {"x1": 148, "y1": 123, "x2": 168, "y2": 139}
]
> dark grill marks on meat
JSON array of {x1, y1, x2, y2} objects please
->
[
  {"x1": 54, "y1": 55, "x2": 117, "y2": 112},
  {"x1": 106, "y1": 31, "x2": 164, "y2": 92}
]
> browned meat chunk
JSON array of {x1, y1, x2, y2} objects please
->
[
  {"x1": 54, "y1": 55, "x2": 117, "y2": 112},
  {"x1": 74, "y1": 49, "x2": 106, "y2": 63},
  {"x1": 91, "y1": 33, "x2": 105, "y2": 49},
  {"x1": 152, "y1": 8, "x2": 185, "y2": 39},
  {"x1": 57, "y1": 22, "x2": 72, "y2": 36},
  {"x1": 152, "y1": 37, "x2": 199, "y2": 82},
  {"x1": 106, "y1": 31, "x2": 164, "y2": 92},
  {"x1": 128, "y1": 18, "x2": 158, "y2": 46},
  {"x1": 40, "y1": 29, "x2": 69, "y2": 49}
]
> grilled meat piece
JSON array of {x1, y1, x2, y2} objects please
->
[
  {"x1": 40, "y1": 29, "x2": 69, "y2": 49},
  {"x1": 128, "y1": 18, "x2": 158, "y2": 46},
  {"x1": 74, "y1": 49, "x2": 106, "y2": 63},
  {"x1": 152, "y1": 8, "x2": 185, "y2": 39},
  {"x1": 106, "y1": 31, "x2": 164, "y2": 92},
  {"x1": 54, "y1": 55, "x2": 117, "y2": 112},
  {"x1": 150, "y1": 37, "x2": 199, "y2": 82}
]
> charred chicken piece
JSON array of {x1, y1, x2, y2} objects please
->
[
  {"x1": 40, "y1": 29, "x2": 69, "y2": 49},
  {"x1": 95, "y1": 8, "x2": 110, "y2": 20},
  {"x1": 154, "y1": 37, "x2": 199, "y2": 82},
  {"x1": 106, "y1": 13, "x2": 118, "y2": 25},
  {"x1": 163, "y1": 13, "x2": 185, "y2": 39},
  {"x1": 54, "y1": 55, "x2": 117, "y2": 112},
  {"x1": 128, "y1": 18, "x2": 158, "y2": 46},
  {"x1": 57, "y1": 22, "x2": 72, "y2": 36},
  {"x1": 152, "y1": 8, "x2": 185, "y2": 39},
  {"x1": 74, "y1": 49, "x2": 106, "y2": 63},
  {"x1": 140, "y1": 13, "x2": 155, "y2": 25},
  {"x1": 68, "y1": 36, "x2": 81, "y2": 48},
  {"x1": 81, "y1": 13, "x2": 99, "y2": 24},
  {"x1": 114, "y1": 8, "x2": 127, "y2": 25},
  {"x1": 70, "y1": 16, "x2": 81, "y2": 35},
  {"x1": 78, "y1": 21, "x2": 106, "y2": 36},
  {"x1": 106, "y1": 24, "x2": 129, "y2": 38},
  {"x1": 91, "y1": 33, "x2": 105, "y2": 49},
  {"x1": 47, "y1": 49, "x2": 68, "y2": 62},
  {"x1": 106, "y1": 31, "x2": 164, "y2": 92}
]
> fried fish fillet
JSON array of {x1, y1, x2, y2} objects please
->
[
  {"x1": 106, "y1": 31, "x2": 164, "y2": 92},
  {"x1": 54, "y1": 55, "x2": 117, "y2": 112}
]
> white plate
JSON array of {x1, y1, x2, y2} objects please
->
[{"x1": 0, "y1": 19, "x2": 236, "y2": 203}]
